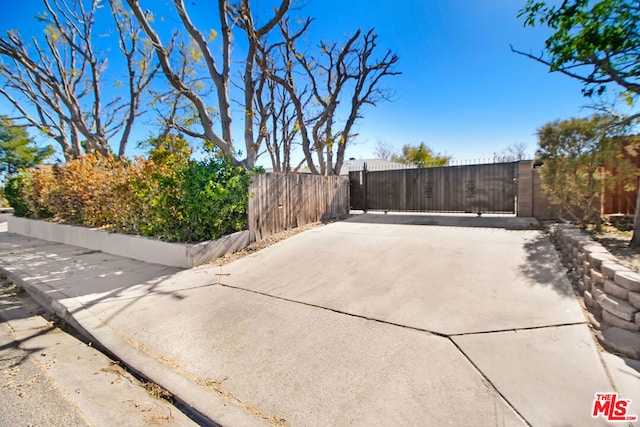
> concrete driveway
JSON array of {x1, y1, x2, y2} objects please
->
[
  {"x1": 220, "y1": 214, "x2": 583, "y2": 335},
  {"x1": 199, "y1": 213, "x2": 623, "y2": 426},
  {"x1": 2, "y1": 212, "x2": 638, "y2": 426}
]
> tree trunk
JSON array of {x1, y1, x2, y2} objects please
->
[{"x1": 243, "y1": 42, "x2": 257, "y2": 169}]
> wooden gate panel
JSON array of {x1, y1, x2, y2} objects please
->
[{"x1": 349, "y1": 162, "x2": 516, "y2": 214}]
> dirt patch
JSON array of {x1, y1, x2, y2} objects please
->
[
  {"x1": 590, "y1": 226, "x2": 640, "y2": 273},
  {"x1": 0, "y1": 281, "x2": 22, "y2": 298},
  {"x1": 143, "y1": 381, "x2": 173, "y2": 401},
  {"x1": 208, "y1": 221, "x2": 327, "y2": 266},
  {"x1": 196, "y1": 376, "x2": 288, "y2": 427}
]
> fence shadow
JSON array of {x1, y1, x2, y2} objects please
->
[
  {"x1": 0, "y1": 233, "x2": 197, "y2": 328},
  {"x1": 0, "y1": 284, "x2": 52, "y2": 370},
  {"x1": 344, "y1": 212, "x2": 541, "y2": 231},
  {"x1": 518, "y1": 232, "x2": 574, "y2": 297}
]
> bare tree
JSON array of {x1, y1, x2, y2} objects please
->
[
  {"x1": 252, "y1": 28, "x2": 314, "y2": 173},
  {"x1": 257, "y1": 18, "x2": 400, "y2": 175},
  {"x1": 125, "y1": 0, "x2": 289, "y2": 168},
  {"x1": 0, "y1": 0, "x2": 159, "y2": 159},
  {"x1": 494, "y1": 142, "x2": 529, "y2": 161},
  {"x1": 145, "y1": 34, "x2": 207, "y2": 143},
  {"x1": 254, "y1": 72, "x2": 306, "y2": 172},
  {"x1": 255, "y1": 17, "x2": 318, "y2": 172},
  {"x1": 234, "y1": 0, "x2": 291, "y2": 168},
  {"x1": 126, "y1": 0, "x2": 236, "y2": 162},
  {"x1": 108, "y1": 0, "x2": 161, "y2": 157},
  {"x1": 373, "y1": 140, "x2": 396, "y2": 162}
]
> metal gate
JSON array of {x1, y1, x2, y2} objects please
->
[{"x1": 349, "y1": 162, "x2": 517, "y2": 214}]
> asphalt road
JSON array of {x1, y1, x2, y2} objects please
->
[{"x1": 0, "y1": 319, "x2": 91, "y2": 427}]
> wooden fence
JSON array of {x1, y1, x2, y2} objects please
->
[
  {"x1": 248, "y1": 173, "x2": 350, "y2": 241},
  {"x1": 349, "y1": 162, "x2": 517, "y2": 214},
  {"x1": 602, "y1": 149, "x2": 640, "y2": 216}
]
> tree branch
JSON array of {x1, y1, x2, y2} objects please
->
[{"x1": 125, "y1": 0, "x2": 238, "y2": 163}]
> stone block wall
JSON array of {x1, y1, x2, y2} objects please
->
[{"x1": 550, "y1": 224, "x2": 640, "y2": 359}]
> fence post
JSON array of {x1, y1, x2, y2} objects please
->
[
  {"x1": 516, "y1": 160, "x2": 533, "y2": 217},
  {"x1": 363, "y1": 162, "x2": 368, "y2": 213}
]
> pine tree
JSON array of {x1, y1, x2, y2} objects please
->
[{"x1": 0, "y1": 116, "x2": 53, "y2": 178}]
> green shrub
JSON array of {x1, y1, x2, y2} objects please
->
[
  {"x1": 4, "y1": 168, "x2": 54, "y2": 218},
  {"x1": 5, "y1": 154, "x2": 251, "y2": 243},
  {"x1": 0, "y1": 184, "x2": 7, "y2": 208},
  {"x1": 4, "y1": 172, "x2": 32, "y2": 217},
  {"x1": 43, "y1": 156, "x2": 129, "y2": 226},
  {"x1": 181, "y1": 157, "x2": 250, "y2": 242},
  {"x1": 128, "y1": 156, "x2": 188, "y2": 241}
]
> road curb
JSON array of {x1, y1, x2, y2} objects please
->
[{"x1": 0, "y1": 265, "x2": 268, "y2": 427}]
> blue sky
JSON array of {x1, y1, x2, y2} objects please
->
[
  {"x1": 0, "y1": 0, "x2": 619, "y2": 164},
  {"x1": 295, "y1": 0, "x2": 591, "y2": 161}
]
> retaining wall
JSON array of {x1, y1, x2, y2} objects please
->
[
  {"x1": 7, "y1": 216, "x2": 250, "y2": 268},
  {"x1": 550, "y1": 224, "x2": 640, "y2": 359}
]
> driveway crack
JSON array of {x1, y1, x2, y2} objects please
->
[
  {"x1": 448, "y1": 321, "x2": 586, "y2": 337},
  {"x1": 449, "y1": 337, "x2": 532, "y2": 426},
  {"x1": 216, "y1": 281, "x2": 450, "y2": 338}
]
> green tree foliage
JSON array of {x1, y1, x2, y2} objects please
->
[
  {"x1": 139, "y1": 133, "x2": 193, "y2": 164},
  {"x1": 517, "y1": 0, "x2": 640, "y2": 103},
  {"x1": 516, "y1": 0, "x2": 640, "y2": 247},
  {"x1": 392, "y1": 142, "x2": 451, "y2": 167},
  {"x1": 3, "y1": 174, "x2": 30, "y2": 215},
  {"x1": 535, "y1": 116, "x2": 637, "y2": 228},
  {"x1": 0, "y1": 116, "x2": 52, "y2": 178}
]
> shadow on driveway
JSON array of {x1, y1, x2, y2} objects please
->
[
  {"x1": 0, "y1": 233, "x2": 218, "y2": 327},
  {"x1": 519, "y1": 232, "x2": 574, "y2": 297}
]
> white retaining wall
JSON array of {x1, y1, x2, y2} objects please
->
[{"x1": 7, "y1": 216, "x2": 250, "y2": 269}]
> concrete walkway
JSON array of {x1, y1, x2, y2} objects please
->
[
  {"x1": 0, "y1": 277, "x2": 197, "y2": 426},
  {"x1": 1, "y1": 213, "x2": 639, "y2": 426}
]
